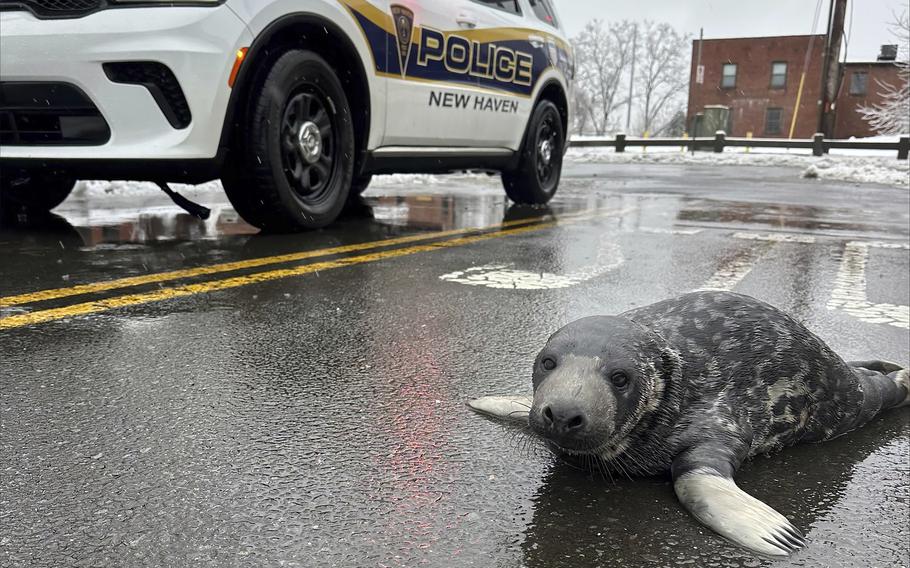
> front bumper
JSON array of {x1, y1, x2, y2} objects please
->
[{"x1": 0, "y1": 6, "x2": 252, "y2": 160}]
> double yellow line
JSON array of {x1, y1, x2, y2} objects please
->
[{"x1": 0, "y1": 207, "x2": 629, "y2": 330}]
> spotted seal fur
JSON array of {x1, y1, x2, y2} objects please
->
[{"x1": 469, "y1": 291, "x2": 909, "y2": 556}]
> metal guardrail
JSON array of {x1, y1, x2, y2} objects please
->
[{"x1": 570, "y1": 132, "x2": 910, "y2": 160}]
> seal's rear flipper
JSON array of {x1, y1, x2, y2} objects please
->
[
  {"x1": 889, "y1": 368, "x2": 909, "y2": 407},
  {"x1": 850, "y1": 361, "x2": 910, "y2": 410},
  {"x1": 847, "y1": 360, "x2": 904, "y2": 374},
  {"x1": 674, "y1": 470, "x2": 805, "y2": 556},
  {"x1": 467, "y1": 395, "x2": 532, "y2": 424}
]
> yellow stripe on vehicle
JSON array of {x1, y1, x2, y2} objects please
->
[{"x1": 338, "y1": 0, "x2": 396, "y2": 35}]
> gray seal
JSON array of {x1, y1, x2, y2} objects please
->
[{"x1": 469, "y1": 291, "x2": 909, "y2": 557}]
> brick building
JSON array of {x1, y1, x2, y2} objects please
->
[
  {"x1": 834, "y1": 61, "x2": 903, "y2": 138},
  {"x1": 687, "y1": 34, "x2": 905, "y2": 139},
  {"x1": 687, "y1": 34, "x2": 826, "y2": 139}
]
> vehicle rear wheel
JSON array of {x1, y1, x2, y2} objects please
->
[
  {"x1": 0, "y1": 169, "x2": 76, "y2": 217},
  {"x1": 222, "y1": 50, "x2": 354, "y2": 232},
  {"x1": 502, "y1": 100, "x2": 564, "y2": 205}
]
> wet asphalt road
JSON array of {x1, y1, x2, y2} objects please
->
[{"x1": 1, "y1": 161, "x2": 909, "y2": 568}]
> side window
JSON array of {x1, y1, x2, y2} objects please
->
[
  {"x1": 721, "y1": 63, "x2": 737, "y2": 88},
  {"x1": 850, "y1": 72, "x2": 868, "y2": 95},
  {"x1": 470, "y1": 0, "x2": 521, "y2": 14},
  {"x1": 765, "y1": 108, "x2": 783, "y2": 135},
  {"x1": 770, "y1": 62, "x2": 787, "y2": 88},
  {"x1": 528, "y1": 0, "x2": 558, "y2": 27}
]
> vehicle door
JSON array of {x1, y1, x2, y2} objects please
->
[
  {"x1": 380, "y1": 0, "x2": 528, "y2": 148},
  {"x1": 449, "y1": 0, "x2": 541, "y2": 148}
]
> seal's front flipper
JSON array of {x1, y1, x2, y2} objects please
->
[
  {"x1": 467, "y1": 395, "x2": 532, "y2": 424},
  {"x1": 673, "y1": 469, "x2": 805, "y2": 556}
]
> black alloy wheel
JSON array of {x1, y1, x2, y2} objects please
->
[
  {"x1": 280, "y1": 91, "x2": 337, "y2": 207},
  {"x1": 221, "y1": 50, "x2": 354, "y2": 232},
  {"x1": 502, "y1": 100, "x2": 564, "y2": 205}
]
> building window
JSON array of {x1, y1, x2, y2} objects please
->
[
  {"x1": 770, "y1": 62, "x2": 788, "y2": 88},
  {"x1": 721, "y1": 63, "x2": 737, "y2": 88},
  {"x1": 765, "y1": 108, "x2": 783, "y2": 135},
  {"x1": 850, "y1": 71, "x2": 868, "y2": 95}
]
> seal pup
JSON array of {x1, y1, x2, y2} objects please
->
[{"x1": 469, "y1": 291, "x2": 909, "y2": 556}]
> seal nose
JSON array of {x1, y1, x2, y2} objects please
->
[{"x1": 541, "y1": 401, "x2": 588, "y2": 435}]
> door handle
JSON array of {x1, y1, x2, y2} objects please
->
[{"x1": 456, "y1": 12, "x2": 478, "y2": 29}]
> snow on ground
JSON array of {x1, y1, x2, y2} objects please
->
[
  {"x1": 368, "y1": 172, "x2": 500, "y2": 189},
  {"x1": 71, "y1": 172, "x2": 501, "y2": 199},
  {"x1": 72, "y1": 179, "x2": 224, "y2": 198},
  {"x1": 567, "y1": 145, "x2": 909, "y2": 189},
  {"x1": 70, "y1": 138, "x2": 908, "y2": 198}
]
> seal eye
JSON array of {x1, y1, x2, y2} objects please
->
[
  {"x1": 611, "y1": 371, "x2": 629, "y2": 388},
  {"x1": 542, "y1": 357, "x2": 557, "y2": 371}
]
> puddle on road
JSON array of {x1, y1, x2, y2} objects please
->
[
  {"x1": 1, "y1": 181, "x2": 908, "y2": 567},
  {"x1": 3, "y1": 182, "x2": 903, "y2": 252},
  {"x1": 521, "y1": 410, "x2": 908, "y2": 567}
]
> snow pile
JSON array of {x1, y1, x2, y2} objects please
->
[
  {"x1": 68, "y1": 144, "x2": 908, "y2": 198},
  {"x1": 72, "y1": 172, "x2": 501, "y2": 198},
  {"x1": 801, "y1": 157, "x2": 910, "y2": 187},
  {"x1": 73, "y1": 179, "x2": 223, "y2": 198},
  {"x1": 567, "y1": 147, "x2": 909, "y2": 188},
  {"x1": 369, "y1": 172, "x2": 498, "y2": 188}
]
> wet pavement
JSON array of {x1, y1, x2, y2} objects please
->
[{"x1": 1, "y1": 161, "x2": 908, "y2": 568}]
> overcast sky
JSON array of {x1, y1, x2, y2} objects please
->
[{"x1": 556, "y1": 0, "x2": 906, "y2": 62}]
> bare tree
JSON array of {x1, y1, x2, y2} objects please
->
[
  {"x1": 572, "y1": 20, "x2": 637, "y2": 135},
  {"x1": 571, "y1": 87, "x2": 592, "y2": 135},
  {"x1": 635, "y1": 21, "x2": 691, "y2": 136},
  {"x1": 858, "y1": 10, "x2": 910, "y2": 135}
]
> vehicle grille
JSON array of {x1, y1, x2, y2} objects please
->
[
  {"x1": 103, "y1": 62, "x2": 192, "y2": 130},
  {"x1": 0, "y1": 0, "x2": 103, "y2": 19},
  {"x1": 0, "y1": 82, "x2": 111, "y2": 146}
]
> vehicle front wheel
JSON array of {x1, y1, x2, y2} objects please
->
[
  {"x1": 0, "y1": 169, "x2": 76, "y2": 217},
  {"x1": 502, "y1": 100, "x2": 564, "y2": 205},
  {"x1": 222, "y1": 50, "x2": 354, "y2": 232}
]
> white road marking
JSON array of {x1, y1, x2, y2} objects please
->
[
  {"x1": 697, "y1": 242, "x2": 776, "y2": 292},
  {"x1": 861, "y1": 241, "x2": 910, "y2": 250},
  {"x1": 439, "y1": 241, "x2": 624, "y2": 290},
  {"x1": 733, "y1": 232, "x2": 817, "y2": 244},
  {"x1": 638, "y1": 227, "x2": 703, "y2": 236},
  {"x1": 827, "y1": 241, "x2": 910, "y2": 329}
]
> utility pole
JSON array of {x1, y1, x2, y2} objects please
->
[
  {"x1": 819, "y1": 0, "x2": 848, "y2": 137},
  {"x1": 691, "y1": 28, "x2": 704, "y2": 140},
  {"x1": 626, "y1": 24, "x2": 637, "y2": 133}
]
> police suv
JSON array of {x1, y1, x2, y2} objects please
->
[{"x1": 0, "y1": 0, "x2": 573, "y2": 231}]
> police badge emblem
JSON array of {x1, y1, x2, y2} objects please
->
[{"x1": 390, "y1": 5, "x2": 415, "y2": 76}]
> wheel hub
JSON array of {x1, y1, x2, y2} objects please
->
[
  {"x1": 297, "y1": 121, "x2": 322, "y2": 164},
  {"x1": 539, "y1": 139, "x2": 553, "y2": 165}
]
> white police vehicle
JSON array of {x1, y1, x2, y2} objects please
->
[{"x1": 0, "y1": 0, "x2": 573, "y2": 231}]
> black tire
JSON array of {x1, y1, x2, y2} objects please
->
[
  {"x1": 350, "y1": 175, "x2": 373, "y2": 197},
  {"x1": 502, "y1": 100, "x2": 564, "y2": 205},
  {"x1": 0, "y1": 169, "x2": 76, "y2": 217},
  {"x1": 222, "y1": 50, "x2": 354, "y2": 232}
]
